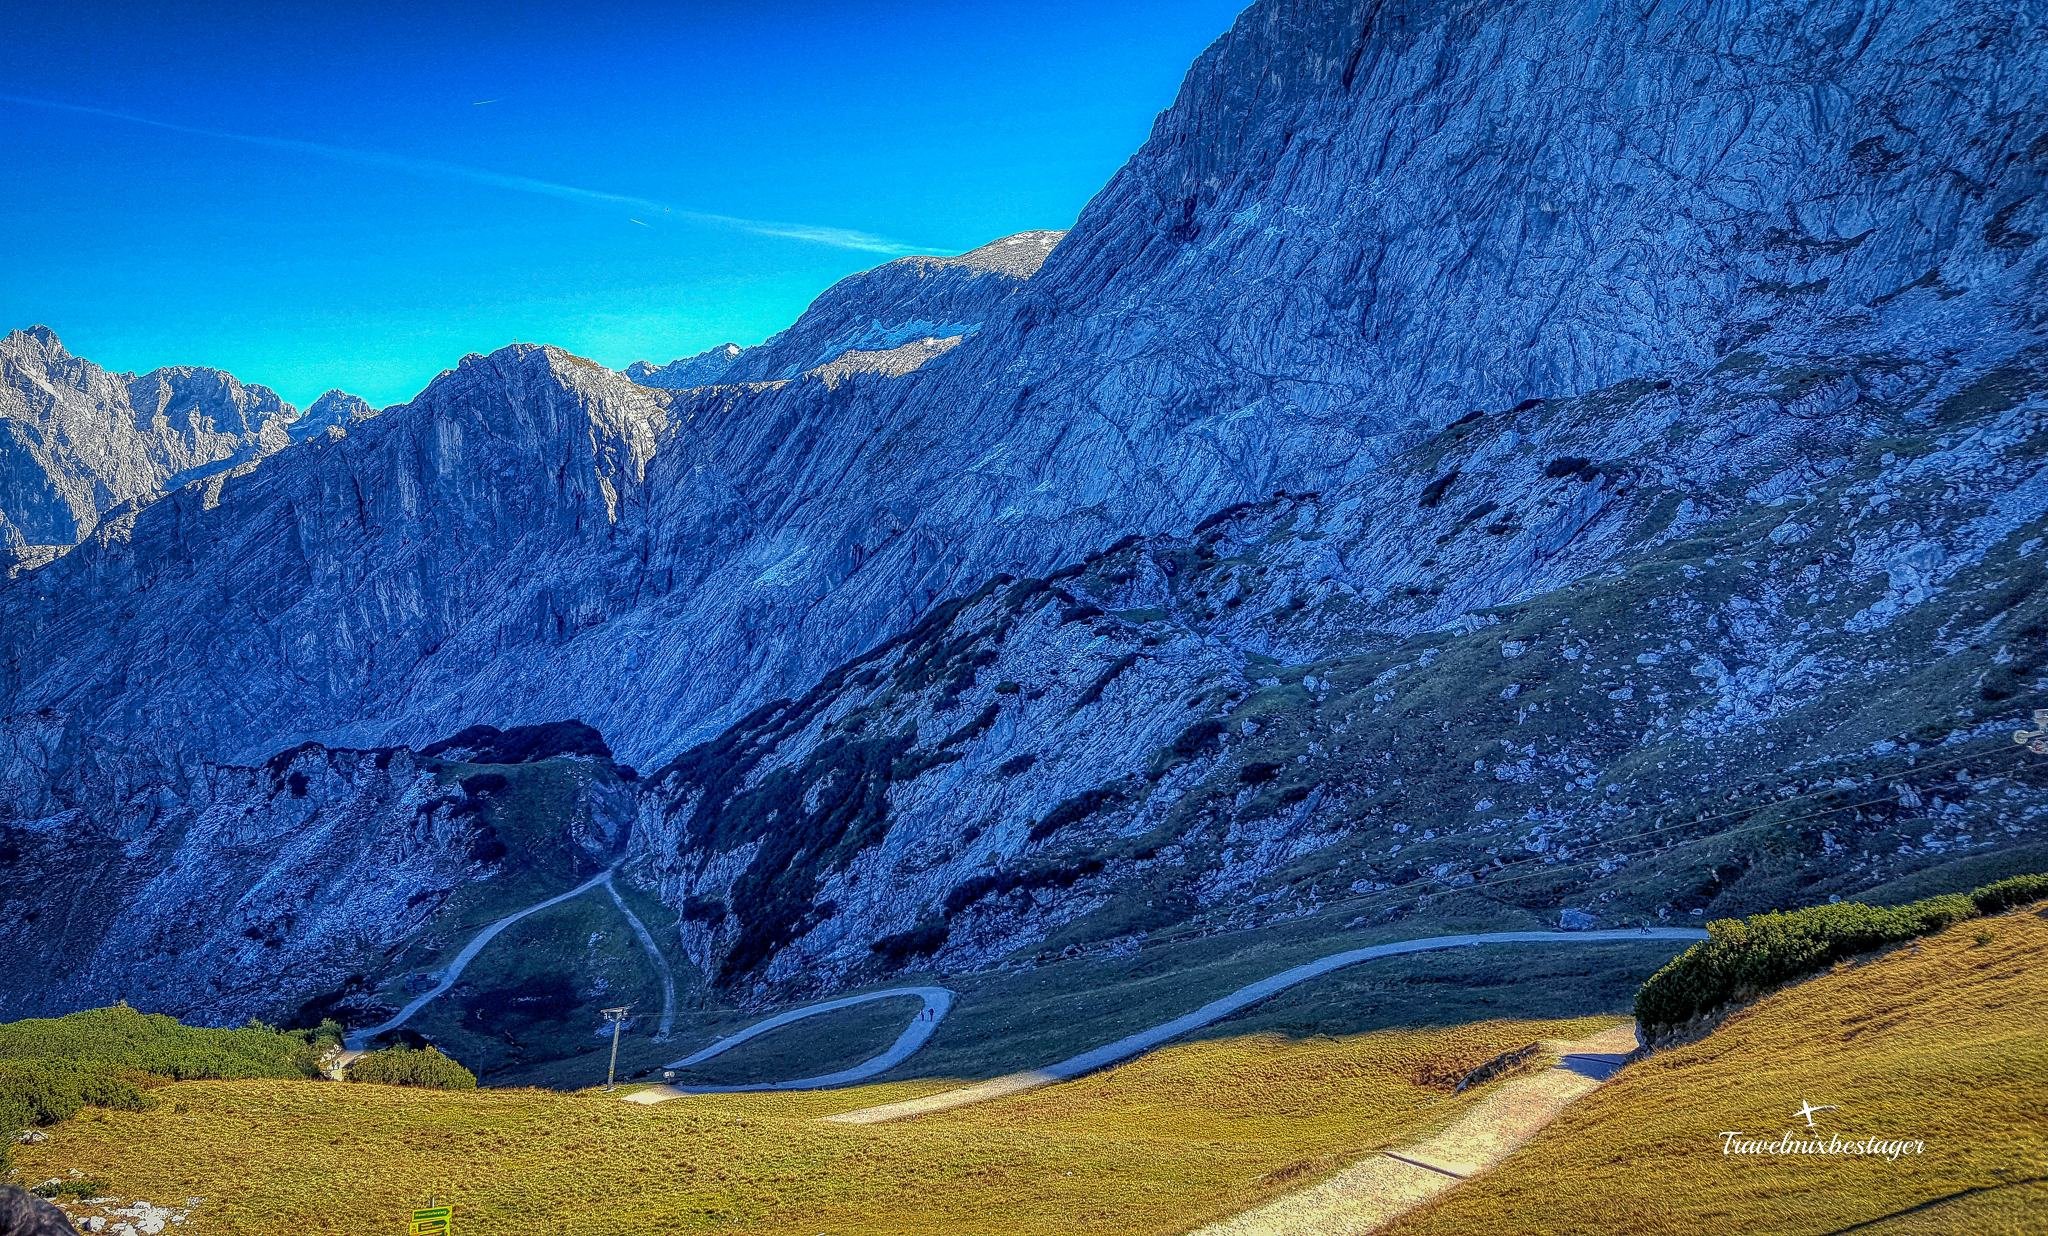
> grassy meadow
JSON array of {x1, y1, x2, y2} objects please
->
[
  {"x1": 501, "y1": 893, "x2": 1684, "y2": 1092},
  {"x1": 12, "y1": 1015, "x2": 1609, "y2": 1235},
  {"x1": 1389, "y1": 908, "x2": 2048, "y2": 1235},
  {"x1": 7, "y1": 914, "x2": 1691, "y2": 1232},
  {"x1": 13, "y1": 891, "x2": 2038, "y2": 1232}
]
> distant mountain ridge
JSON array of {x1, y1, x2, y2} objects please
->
[
  {"x1": 624, "y1": 343, "x2": 745, "y2": 390},
  {"x1": 0, "y1": 326, "x2": 373, "y2": 570},
  {"x1": 624, "y1": 230, "x2": 1064, "y2": 389}
]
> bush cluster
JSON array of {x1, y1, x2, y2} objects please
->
[
  {"x1": 1027, "y1": 785, "x2": 1126, "y2": 843},
  {"x1": 1970, "y1": 872, "x2": 2048, "y2": 914},
  {"x1": 343, "y1": 1045, "x2": 477, "y2": 1090},
  {"x1": 1635, "y1": 873, "x2": 2048, "y2": 1033},
  {"x1": 0, "y1": 1005, "x2": 332, "y2": 1174},
  {"x1": 0, "y1": 1060, "x2": 148, "y2": 1129},
  {"x1": 943, "y1": 855, "x2": 1106, "y2": 916}
]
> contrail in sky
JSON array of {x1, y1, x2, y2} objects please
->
[{"x1": 0, "y1": 92, "x2": 920, "y2": 255}]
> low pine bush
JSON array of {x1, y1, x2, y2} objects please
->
[
  {"x1": 0, "y1": 1004, "x2": 327, "y2": 1157},
  {"x1": 1636, "y1": 874, "x2": 2048, "y2": 1034},
  {"x1": 0, "y1": 1060, "x2": 149, "y2": 1128},
  {"x1": 1970, "y1": 872, "x2": 2048, "y2": 915},
  {"x1": 0, "y1": 1005, "x2": 326, "y2": 1081},
  {"x1": 872, "y1": 920, "x2": 949, "y2": 961},
  {"x1": 343, "y1": 1045, "x2": 477, "y2": 1090}
]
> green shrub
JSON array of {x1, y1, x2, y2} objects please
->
[
  {"x1": 1971, "y1": 873, "x2": 2048, "y2": 915},
  {"x1": 1636, "y1": 875, "x2": 2048, "y2": 1034},
  {"x1": 0, "y1": 1004, "x2": 326, "y2": 1152},
  {"x1": 0, "y1": 1060, "x2": 150, "y2": 1127},
  {"x1": 0, "y1": 1006, "x2": 325, "y2": 1081},
  {"x1": 32, "y1": 1178, "x2": 109, "y2": 1200},
  {"x1": 1027, "y1": 785, "x2": 1127, "y2": 842},
  {"x1": 344, "y1": 1046, "x2": 477, "y2": 1090}
]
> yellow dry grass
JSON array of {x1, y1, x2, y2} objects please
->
[
  {"x1": 15, "y1": 1016, "x2": 1612, "y2": 1235},
  {"x1": 1387, "y1": 910, "x2": 2048, "y2": 1235}
]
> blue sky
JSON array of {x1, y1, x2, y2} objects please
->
[{"x1": 0, "y1": 2, "x2": 1245, "y2": 406}]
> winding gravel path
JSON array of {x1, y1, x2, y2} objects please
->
[
  {"x1": 1191, "y1": 1021, "x2": 1645, "y2": 1234},
  {"x1": 603, "y1": 872, "x2": 678, "y2": 1040},
  {"x1": 824, "y1": 928, "x2": 1705, "y2": 1125},
  {"x1": 344, "y1": 868, "x2": 615, "y2": 1052},
  {"x1": 624, "y1": 986, "x2": 954, "y2": 1101}
]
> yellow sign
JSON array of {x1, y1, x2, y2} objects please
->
[{"x1": 409, "y1": 1206, "x2": 453, "y2": 1235}]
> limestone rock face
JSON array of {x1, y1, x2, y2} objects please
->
[
  {"x1": 2, "y1": 0, "x2": 2046, "y2": 1019},
  {"x1": 0, "y1": 326, "x2": 374, "y2": 569},
  {"x1": 295, "y1": 389, "x2": 379, "y2": 439},
  {"x1": 624, "y1": 343, "x2": 744, "y2": 390},
  {"x1": 0, "y1": 344, "x2": 670, "y2": 819}
]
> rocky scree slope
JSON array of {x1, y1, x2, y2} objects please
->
[
  {"x1": 1, "y1": 0, "x2": 2046, "y2": 1017},
  {"x1": 0, "y1": 326, "x2": 371, "y2": 571}
]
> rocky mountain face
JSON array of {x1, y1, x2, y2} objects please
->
[
  {"x1": 294, "y1": 389, "x2": 379, "y2": 440},
  {"x1": 0, "y1": 327, "x2": 372, "y2": 571},
  {"x1": 0, "y1": 722, "x2": 633, "y2": 1023},
  {"x1": 624, "y1": 342, "x2": 744, "y2": 390},
  {"x1": 0, "y1": 343, "x2": 669, "y2": 824},
  {"x1": 2, "y1": 0, "x2": 2045, "y2": 1027},
  {"x1": 635, "y1": 343, "x2": 2048, "y2": 998},
  {"x1": 624, "y1": 229, "x2": 1064, "y2": 390}
]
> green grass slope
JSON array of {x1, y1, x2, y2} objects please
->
[{"x1": 1389, "y1": 908, "x2": 2048, "y2": 1235}]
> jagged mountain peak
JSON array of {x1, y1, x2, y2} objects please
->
[
  {"x1": 625, "y1": 342, "x2": 744, "y2": 390},
  {"x1": 904, "y1": 229, "x2": 1066, "y2": 279},
  {"x1": 124, "y1": 363, "x2": 292, "y2": 432},
  {"x1": 292, "y1": 390, "x2": 379, "y2": 443},
  {"x1": 5, "y1": 324, "x2": 67, "y2": 357},
  {"x1": 0, "y1": 330, "x2": 310, "y2": 562},
  {"x1": 433, "y1": 341, "x2": 666, "y2": 416},
  {"x1": 304, "y1": 389, "x2": 375, "y2": 421}
]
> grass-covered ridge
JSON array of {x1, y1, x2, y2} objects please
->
[
  {"x1": 0, "y1": 1005, "x2": 334, "y2": 1171},
  {"x1": 7, "y1": 1015, "x2": 1609, "y2": 1235},
  {"x1": 1392, "y1": 905, "x2": 2048, "y2": 1234},
  {"x1": 1634, "y1": 873, "x2": 2048, "y2": 1036}
]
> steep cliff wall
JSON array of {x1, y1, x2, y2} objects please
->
[
  {"x1": 2, "y1": 0, "x2": 2044, "y2": 1019},
  {"x1": 0, "y1": 327, "x2": 371, "y2": 568}
]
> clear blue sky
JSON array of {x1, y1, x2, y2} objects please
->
[{"x1": 0, "y1": 1, "x2": 1245, "y2": 407}]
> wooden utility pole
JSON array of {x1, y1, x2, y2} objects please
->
[{"x1": 601, "y1": 1005, "x2": 633, "y2": 1091}]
